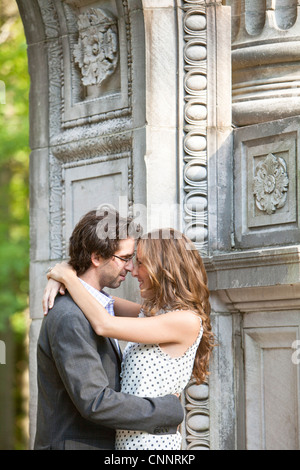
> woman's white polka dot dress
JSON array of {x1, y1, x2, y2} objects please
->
[{"x1": 115, "y1": 309, "x2": 203, "y2": 450}]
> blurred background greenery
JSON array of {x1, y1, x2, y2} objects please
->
[{"x1": 0, "y1": 0, "x2": 30, "y2": 450}]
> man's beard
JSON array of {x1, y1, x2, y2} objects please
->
[{"x1": 107, "y1": 272, "x2": 126, "y2": 289}]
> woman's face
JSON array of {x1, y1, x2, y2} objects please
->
[{"x1": 132, "y1": 245, "x2": 153, "y2": 298}]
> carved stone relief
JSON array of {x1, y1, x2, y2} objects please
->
[
  {"x1": 37, "y1": 0, "x2": 60, "y2": 38},
  {"x1": 60, "y1": 0, "x2": 131, "y2": 127},
  {"x1": 247, "y1": 138, "x2": 296, "y2": 230},
  {"x1": 32, "y1": 1, "x2": 135, "y2": 258},
  {"x1": 73, "y1": 8, "x2": 119, "y2": 87},
  {"x1": 183, "y1": 381, "x2": 210, "y2": 450},
  {"x1": 182, "y1": 0, "x2": 208, "y2": 256},
  {"x1": 234, "y1": 118, "x2": 300, "y2": 248},
  {"x1": 182, "y1": 0, "x2": 210, "y2": 450},
  {"x1": 64, "y1": 0, "x2": 89, "y2": 6},
  {"x1": 253, "y1": 153, "x2": 289, "y2": 216}
]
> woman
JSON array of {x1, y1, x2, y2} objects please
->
[{"x1": 44, "y1": 228, "x2": 214, "y2": 450}]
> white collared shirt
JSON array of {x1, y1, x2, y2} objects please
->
[{"x1": 78, "y1": 278, "x2": 120, "y2": 352}]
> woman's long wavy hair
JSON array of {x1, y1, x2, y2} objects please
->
[{"x1": 137, "y1": 228, "x2": 215, "y2": 385}]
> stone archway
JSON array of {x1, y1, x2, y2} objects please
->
[{"x1": 17, "y1": 0, "x2": 191, "y2": 448}]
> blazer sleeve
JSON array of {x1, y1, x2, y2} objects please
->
[{"x1": 49, "y1": 307, "x2": 184, "y2": 435}]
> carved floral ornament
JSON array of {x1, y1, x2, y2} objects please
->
[
  {"x1": 73, "y1": 8, "x2": 119, "y2": 87},
  {"x1": 253, "y1": 153, "x2": 289, "y2": 215}
]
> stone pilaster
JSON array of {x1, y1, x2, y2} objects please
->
[
  {"x1": 182, "y1": 0, "x2": 209, "y2": 254},
  {"x1": 181, "y1": 0, "x2": 233, "y2": 450}
]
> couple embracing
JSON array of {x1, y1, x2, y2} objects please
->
[{"x1": 34, "y1": 209, "x2": 214, "y2": 450}]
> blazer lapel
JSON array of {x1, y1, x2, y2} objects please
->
[{"x1": 108, "y1": 337, "x2": 122, "y2": 363}]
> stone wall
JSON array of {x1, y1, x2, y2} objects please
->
[
  {"x1": 17, "y1": 0, "x2": 184, "y2": 449},
  {"x1": 210, "y1": 0, "x2": 300, "y2": 449},
  {"x1": 17, "y1": 0, "x2": 300, "y2": 450}
]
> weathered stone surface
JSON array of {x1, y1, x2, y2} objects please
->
[
  {"x1": 234, "y1": 117, "x2": 300, "y2": 249},
  {"x1": 229, "y1": 0, "x2": 300, "y2": 125},
  {"x1": 16, "y1": 0, "x2": 300, "y2": 450}
]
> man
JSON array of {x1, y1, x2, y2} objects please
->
[{"x1": 34, "y1": 209, "x2": 183, "y2": 450}]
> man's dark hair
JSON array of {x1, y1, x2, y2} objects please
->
[{"x1": 68, "y1": 209, "x2": 133, "y2": 275}]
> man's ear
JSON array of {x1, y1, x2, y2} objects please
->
[{"x1": 91, "y1": 252, "x2": 102, "y2": 267}]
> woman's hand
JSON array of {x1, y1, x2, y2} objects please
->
[
  {"x1": 43, "y1": 279, "x2": 65, "y2": 315},
  {"x1": 43, "y1": 262, "x2": 76, "y2": 315},
  {"x1": 47, "y1": 261, "x2": 76, "y2": 284}
]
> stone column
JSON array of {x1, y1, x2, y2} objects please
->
[
  {"x1": 180, "y1": 0, "x2": 233, "y2": 449},
  {"x1": 218, "y1": 0, "x2": 300, "y2": 450},
  {"x1": 142, "y1": 0, "x2": 180, "y2": 230},
  {"x1": 230, "y1": 0, "x2": 300, "y2": 125}
]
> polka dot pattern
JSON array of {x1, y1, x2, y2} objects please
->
[{"x1": 115, "y1": 309, "x2": 203, "y2": 450}]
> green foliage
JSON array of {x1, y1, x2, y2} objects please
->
[{"x1": 0, "y1": 15, "x2": 29, "y2": 331}]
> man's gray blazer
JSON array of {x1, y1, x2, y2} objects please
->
[{"x1": 34, "y1": 293, "x2": 183, "y2": 450}]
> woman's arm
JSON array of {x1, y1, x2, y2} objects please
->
[
  {"x1": 112, "y1": 296, "x2": 141, "y2": 318},
  {"x1": 42, "y1": 278, "x2": 141, "y2": 317},
  {"x1": 48, "y1": 263, "x2": 199, "y2": 347}
]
